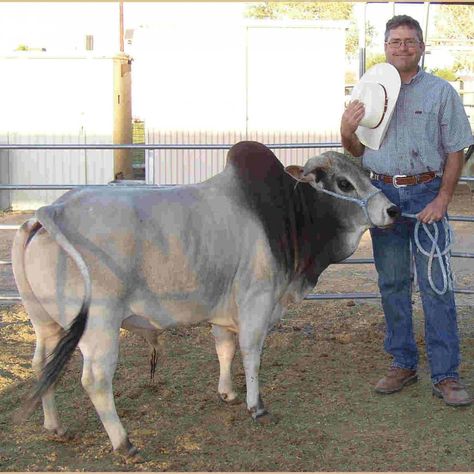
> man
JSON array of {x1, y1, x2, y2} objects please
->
[{"x1": 341, "y1": 15, "x2": 474, "y2": 406}]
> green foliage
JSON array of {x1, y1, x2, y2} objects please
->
[
  {"x1": 433, "y1": 5, "x2": 474, "y2": 73},
  {"x1": 245, "y1": 2, "x2": 375, "y2": 57},
  {"x1": 349, "y1": 21, "x2": 376, "y2": 56},
  {"x1": 453, "y1": 57, "x2": 474, "y2": 75},
  {"x1": 434, "y1": 5, "x2": 474, "y2": 41},
  {"x1": 429, "y1": 67, "x2": 458, "y2": 82},
  {"x1": 345, "y1": 70, "x2": 357, "y2": 86},
  {"x1": 366, "y1": 53, "x2": 386, "y2": 70},
  {"x1": 345, "y1": 20, "x2": 360, "y2": 57},
  {"x1": 245, "y1": 2, "x2": 353, "y2": 21}
]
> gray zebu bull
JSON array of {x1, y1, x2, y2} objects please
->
[{"x1": 12, "y1": 141, "x2": 399, "y2": 456}]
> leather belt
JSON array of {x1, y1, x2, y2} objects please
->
[{"x1": 369, "y1": 170, "x2": 437, "y2": 188}]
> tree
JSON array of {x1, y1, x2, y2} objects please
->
[
  {"x1": 433, "y1": 5, "x2": 474, "y2": 72},
  {"x1": 245, "y1": 2, "x2": 353, "y2": 21},
  {"x1": 245, "y1": 2, "x2": 375, "y2": 57},
  {"x1": 429, "y1": 67, "x2": 458, "y2": 82},
  {"x1": 366, "y1": 53, "x2": 386, "y2": 70},
  {"x1": 434, "y1": 5, "x2": 474, "y2": 41}
]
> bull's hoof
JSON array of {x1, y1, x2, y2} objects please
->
[
  {"x1": 115, "y1": 439, "x2": 139, "y2": 458},
  {"x1": 46, "y1": 427, "x2": 74, "y2": 442},
  {"x1": 253, "y1": 410, "x2": 276, "y2": 425},
  {"x1": 219, "y1": 392, "x2": 240, "y2": 405}
]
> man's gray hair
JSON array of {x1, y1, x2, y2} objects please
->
[{"x1": 384, "y1": 15, "x2": 424, "y2": 42}]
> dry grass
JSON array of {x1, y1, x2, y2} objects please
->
[
  {"x1": 0, "y1": 185, "x2": 473, "y2": 471},
  {"x1": 0, "y1": 300, "x2": 473, "y2": 471}
]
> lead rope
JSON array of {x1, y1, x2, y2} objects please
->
[
  {"x1": 316, "y1": 186, "x2": 455, "y2": 296},
  {"x1": 401, "y1": 213, "x2": 454, "y2": 295}
]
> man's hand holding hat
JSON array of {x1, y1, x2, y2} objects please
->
[
  {"x1": 341, "y1": 100, "x2": 365, "y2": 138},
  {"x1": 349, "y1": 63, "x2": 401, "y2": 150}
]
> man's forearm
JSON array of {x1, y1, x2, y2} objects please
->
[
  {"x1": 438, "y1": 150, "x2": 465, "y2": 204},
  {"x1": 341, "y1": 131, "x2": 365, "y2": 158}
]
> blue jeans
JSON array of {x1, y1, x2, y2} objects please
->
[{"x1": 369, "y1": 177, "x2": 460, "y2": 384}]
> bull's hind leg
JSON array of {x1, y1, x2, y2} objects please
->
[
  {"x1": 12, "y1": 219, "x2": 69, "y2": 437},
  {"x1": 78, "y1": 311, "x2": 137, "y2": 456},
  {"x1": 32, "y1": 322, "x2": 69, "y2": 437},
  {"x1": 211, "y1": 325, "x2": 238, "y2": 403}
]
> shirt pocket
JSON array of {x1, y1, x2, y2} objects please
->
[{"x1": 408, "y1": 106, "x2": 438, "y2": 146}]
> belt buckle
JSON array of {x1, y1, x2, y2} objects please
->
[{"x1": 392, "y1": 174, "x2": 407, "y2": 188}]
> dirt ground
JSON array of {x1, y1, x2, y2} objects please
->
[{"x1": 0, "y1": 184, "x2": 473, "y2": 471}]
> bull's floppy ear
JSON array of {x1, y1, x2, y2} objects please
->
[
  {"x1": 302, "y1": 156, "x2": 333, "y2": 190},
  {"x1": 303, "y1": 156, "x2": 332, "y2": 176},
  {"x1": 284, "y1": 165, "x2": 316, "y2": 184}
]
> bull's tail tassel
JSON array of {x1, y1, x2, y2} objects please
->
[{"x1": 15, "y1": 303, "x2": 88, "y2": 422}]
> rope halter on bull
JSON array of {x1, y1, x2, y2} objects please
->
[
  {"x1": 317, "y1": 187, "x2": 382, "y2": 228},
  {"x1": 314, "y1": 188, "x2": 454, "y2": 296}
]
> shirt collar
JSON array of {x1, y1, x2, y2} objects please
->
[{"x1": 401, "y1": 67, "x2": 425, "y2": 87}]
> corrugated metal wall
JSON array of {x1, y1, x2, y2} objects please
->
[
  {"x1": 146, "y1": 129, "x2": 342, "y2": 185},
  {"x1": 1, "y1": 133, "x2": 113, "y2": 210},
  {"x1": 0, "y1": 133, "x2": 10, "y2": 210}
]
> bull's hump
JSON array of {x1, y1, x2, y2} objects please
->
[{"x1": 225, "y1": 141, "x2": 284, "y2": 182}]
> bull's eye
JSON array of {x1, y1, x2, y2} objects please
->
[{"x1": 337, "y1": 178, "x2": 354, "y2": 192}]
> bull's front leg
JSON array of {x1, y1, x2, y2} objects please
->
[
  {"x1": 239, "y1": 332, "x2": 271, "y2": 422},
  {"x1": 211, "y1": 325, "x2": 239, "y2": 403},
  {"x1": 238, "y1": 301, "x2": 275, "y2": 424}
]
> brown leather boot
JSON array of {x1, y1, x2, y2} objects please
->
[
  {"x1": 375, "y1": 367, "x2": 418, "y2": 394},
  {"x1": 432, "y1": 378, "x2": 472, "y2": 407}
]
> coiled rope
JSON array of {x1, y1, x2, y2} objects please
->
[{"x1": 401, "y1": 213, "x2": 454, "y2": 296}]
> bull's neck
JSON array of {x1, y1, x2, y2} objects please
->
[
  {"x1": 288, "y1": 185, "x2": 330, "y2": 284},
  {"x1": 286, "y1": 185, "x2": 350, "y2": 285}
]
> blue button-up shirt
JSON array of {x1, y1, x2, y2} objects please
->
[{"x1": 362, "y1": 68, "x2": 474, "y2": 176}]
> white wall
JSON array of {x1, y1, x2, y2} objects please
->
[
  {"x1": 246, "y1": 21, "x2": 346, "y2": 132},
  {"x1": 0, "y1": 55, "x2": 117, "y2": 209},
  {"x1": 0, "y1": 2, "x2": 119, "y2": 54},
  {"x1": 131, "y1": 19, "x2": 347, "y2": 185},
  {"x1": 0, "y1": 55, "x2": 116, "y2": 134},
  {"x1": 0, "y1": 5, "x2": 349, "y2": 197}
]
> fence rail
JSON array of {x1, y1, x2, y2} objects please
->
[
  {"x1": 1, "y1": 142, "x2": 473, "y2": 304},
  {"x1": 0, "y1": 142, "x2": 341, "y2": 151}
]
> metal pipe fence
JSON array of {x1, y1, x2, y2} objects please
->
[
  {"x1": 0, "y1": 142, "x2": 473, "y2": 304},
  {"x1": 0, "y1": 142, "x2": 341, "y2": 151}
]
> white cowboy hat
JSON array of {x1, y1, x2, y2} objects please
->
[{"x1": 350, "y1": 63, "x2": 401, "y2": 150}]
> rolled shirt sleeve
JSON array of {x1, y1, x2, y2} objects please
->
[{"x1": 440, "y1": 83, "x2": 474, "y2": 154}]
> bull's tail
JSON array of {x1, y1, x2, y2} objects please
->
[
  {"x1": 18, "y1": 205, "x2": 92, "y2": 420},
  {"x1": 21, "y1": 303, "x2": 89, "y2": 419}
]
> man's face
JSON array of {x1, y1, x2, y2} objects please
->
[{"x1": 384, "y1": 25, "x2": 425, "y2": 74}]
